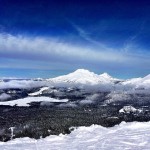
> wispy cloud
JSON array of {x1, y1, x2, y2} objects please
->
[
  {"x1": 0, "y1": 33, "x2": 149, "y2": 74},
  {"x1": 0, "y1": 33, "x2": 126, "y2": 63},
  {"x1": 68, "y1": 20, "x2": 109, "y2": 50},
  {"x1": 122, "y1": 21, "x2": 146, "y2": 53}
]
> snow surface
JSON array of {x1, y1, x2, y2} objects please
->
[
  {"x1": 0, "y1": 121, "x2": 150, "y2": 150},
  {"x1": 119, "y1": 106, "x2": 142, "y2": 113},
  {"x1": 123, "y1": 75, "x2": 150, "y2": 90},
  {"x1": 48, "y1": 69, "x2": 117, "y2": 85},
  {"x1": 28, "y1": 87, "x2": 49, "y2": 96},
  {"x1": 99, "y1": 72, "x2": 117, "y2": 80},
  {"x1": 0, "y1": 97, "x2": 68, "y2": 106}
]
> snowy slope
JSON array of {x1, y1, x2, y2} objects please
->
[
  {"x1": 47, "y1": 69, "x2": 150, "y2": 90},
  {"x1": 99, "y1": 72, "x2": 117, "y2": 81},
  {"x1": 0, "y1": 121, "x2": 150, "y2": 150},
  {"x1": 28, "y1": 87, "x2": 49, "y2": 96},
  {"x1": 48, "y1": 69, "x2": 102, "y2": 85},
  {"x1": 123, "y1": 74, "x2": 150, "y2": 90},
  {"x1": 48, "y1": 69, "x2": 118, "y2": 86}
]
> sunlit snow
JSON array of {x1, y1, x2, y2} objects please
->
[
  {"x1": 0, "y1": 97, "x2": 68, "y2": 106},
  {"x1": 28, "y1": 87, "x2": 49, "y2": 96},
  {"x1": 0, "y1": 121, "x2": 150, "y2": 150}
]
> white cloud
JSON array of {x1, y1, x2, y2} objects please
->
[
  {"x1": 0, "y1": 33, "x2": 128, "y2": 63},
  {"x1": 0, "y1": 80, "x2": 45, "y2": 89},
  {"x1": 0, "y1": 33, "x2": 149, "y2": 72},
  {"x1": 0, "y1": 93, "x2": 11, "y2": 101}
]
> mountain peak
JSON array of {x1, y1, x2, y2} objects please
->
[
  {"x1": 99, "y1": 72, "x2": 112, "y2": 79},
  {"x1": 73, "y1": 69, "x2": 95, "y2": 75},
  {"x1": 143, "y1": 74, "x2": 150, "y2": 80},
  {"x1": 49, "y1": 69, "x2": 101, "y2": 85},
  {"x1": 49, "y1": 69, "x2": 117, "y2": 86}
]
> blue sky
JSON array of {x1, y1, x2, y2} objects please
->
[{"x1": 0, "y1": 0, "x2": 150, "y2": 79}]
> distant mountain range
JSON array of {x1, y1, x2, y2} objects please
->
[
  {"x1": 47, "y1": 69, "x2": 150, "y2": 92},
  {"x1": 48, "y1": 69, "x2": 119, "y2": 84},
  {"x1": 0, "y1": 69, "x2": 150, "y2": 92}
]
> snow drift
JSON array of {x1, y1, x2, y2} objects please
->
[{"x1": 0, "y1": 121, "x2": 150, "y2": 150}]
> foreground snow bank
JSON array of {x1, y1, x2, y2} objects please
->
[{"x1": 0, "y1": 121, "x2": 150, "y2": 150}]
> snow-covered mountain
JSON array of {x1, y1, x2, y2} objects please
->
[
  {"x1": 48, "y1": 69, "x2": 119, "y2": 86},
  {"x1": 46, "y1": 69, "x2": 150, "y2": 93},
  {"x1": 99, "y1": 72, "x2": 115, "y2": 80},
  {"x1": 48, "y1": 69, "x2": 100, "y2": 85},
  {"x1": 123, "y1": 74, "x2": 150, "y2": 90},
  {"x1": 0, "y1": 69, "x2": 150, "y2": 92}
]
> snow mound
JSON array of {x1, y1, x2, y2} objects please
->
[
  {"x1": 119, "y1": 106, "x2": 142, "y2": 113},
  {"x1": 1, "y1": 121, "x2": 150, "y2": 150}
]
